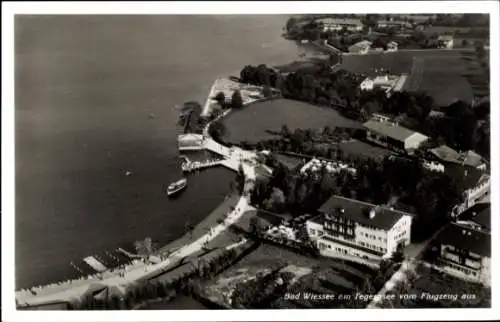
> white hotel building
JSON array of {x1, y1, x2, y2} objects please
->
[{"x1": 306, "y1": 195, "x2": 413, "y2": 266}]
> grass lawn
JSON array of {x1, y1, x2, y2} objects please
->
[
  {"x1": 222, "y1": 99, "x2": 362, "y2": 144},
  {"x1": 340, "y1": 50, "x2": 482, "y2": 106}
]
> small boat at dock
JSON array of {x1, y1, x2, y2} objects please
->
[{"x1": 167, "y1": 178, "x2": 187, "y2": 197}]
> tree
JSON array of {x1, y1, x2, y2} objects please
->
[
  {"x1": 231, "y1": 90, "x2": 244, "y2": 109},
  {"x1": 391, "y1": 243, "x2": 405, "y2": 263},
  {"x1": 214, "y1": 91, "x2": 226, "y2": 108},
  {"x1": 286, "y1": 17, "x2": 297, "y2": 32},
  {"x1": 264, "y1": 187, "x2": 286, "y2": 212},
  {"x1": 209, "y1": 120, "x2": 227, "y2": 142},
  {"x1": 235, "y1": 164, "x2": 246, "y2": 195},
  {"x1": 262, "y1": 86, "x2": 273, "y2": 99}
]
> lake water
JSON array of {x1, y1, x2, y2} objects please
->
[{"x1": 15, "y1": 15, "x2": 300, "y2": 289}]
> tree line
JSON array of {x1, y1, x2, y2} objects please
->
[{"x1": 67, "y1": 244, "x2": 252, "y2": 310}]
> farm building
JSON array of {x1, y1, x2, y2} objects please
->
[
  {"x1": 387, "y1": 41, "x2": 398, "y2": 52},
  {"x1": 316, "y1": 18, "x2": 363, "y2": 32},
  {"x1": 437, "y1": 35, "x2": 454, "y2": 49},
  {"x1": 359, "y1": 74, "x2": 404, "y2": 96},
  {"x1": 306, "y1": 195, "x2": 413, "y2": 266},
  {"x1": 377, "y1": 20, "x2": 412, "y2": 29},
  {"x1": 348, "y1": 40, "x2": 372, "y2": 54},
  {"x1": 363, "y1": 114, "x2": 429, "y2": 154}
]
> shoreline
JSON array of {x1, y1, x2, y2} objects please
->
[{"x1": 15, "y1": 82, "x2": 260, "y2": 307}]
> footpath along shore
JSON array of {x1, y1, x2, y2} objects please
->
[{"x1": 16, "y1": 79, "x2": 262, "y2": 307}]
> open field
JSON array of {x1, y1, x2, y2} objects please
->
[
  {"x1": 200, "y1": 243, "x2": 378, "y2": 308},
  {"x1": 222, "y1": 99, "x2": 362, "y2": 144},
  {"x1": 340, "y1": 50, "x2": 486, "y2": 106}
]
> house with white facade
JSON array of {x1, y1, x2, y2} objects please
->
[
  {"x1": 363, "y1": 114, "x2": 429, "y2": 155},
  {"x1": 359, "y1": 74, "x2": 400, "y2": 94},
  {"x1": 316, "y1": 18, "x2": 363, "y2": 32},
  {"x1": 437, "y1": 35, "x2": 454, "y2": 49},
  {"x1": 377, "y1": 20, "x2": 412, "y2": 29},
  {"x1": 435, "y1": 203, "x2": 491, "y2": 286},
  {"x1": 306, "y1": 195, "x2": 413, "y2": 267},
  {"x1": 387, "y1": 41, "x2": 398, "y2": 52}
]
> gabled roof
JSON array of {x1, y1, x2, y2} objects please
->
[
  {"x1": 429, "y1": 145, "x2": 461, "y2": 163},
  {"x1": 445, "y1": 164, "x2": 488, "y2": 190},
  {"x1": 348, "y1": 40, "x2": 372, "y2": 52},
  {"x1": 457, "y1": 203, "x2": 491, "y2": 231},
  {"x1": 459, "y1": 150, "x2": 483, "y2": 167},
  {"x1": 438, "y1": 35, "x2": 454, "y2": 41},
  {"x1": 429, "y1": 145, "x2": 484, "y2": 167},
  {"x1": 317, "y1": 195, "x2": 412, "y2": 230},
  {"x1": 438, "y1": 223, "x2": 490, "y2": 257},
  {"x1": 363, "y1": 120, "x2": 423, "y2": 142}
]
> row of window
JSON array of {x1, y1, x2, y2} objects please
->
[
  {"x1": 326, "y1": 216, "x2": 354, "y2": 225},
  {"x1": 319, "y1": 243, "x2": 371, "y2": 260},
  {"x1": 325, "y1": 223, "x2": 353, "y2": 235},
  {"x1": 394, "y1": 231, "x2": 406, "y2": 241},
  {"x1": 359, "y1": 241, "x2": 386, "y2": 253},
  {"x1": 447, "y1": 263, "x2": 478, "y2": 277},
  {"x1": 362, "y1": 232, "x2": 387, "y2": 243}
]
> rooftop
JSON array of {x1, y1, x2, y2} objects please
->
[
  {"x1": 275, "y1": 153, "x2": 305, "y2": 171},
  {"x1": 457, "y1": 203, "x2": 491, "y2": 231},
  {"x1": 429, "y1": 145, "x2": 461, "y2": 163},
  {"x1": 445, "y1": 164, "x2": 488, "y2": 190},
  {"x1": 316, "y1": 195, "x2": 412, "y2": 230},
  {"x1": 438, "y1": 222, "x2": 491, "y2": 257},
  {"x1": 316, "y1": 18, "x2": 363, "y2": 26},
  {"x1": 348, "y1": 40, "x2": 372, "y2": 52},
  {"x1": 363, "y1": 119, "x2": 426, "y2": 143},
  {"x1": 438, "y1": 35, "x2": 454, "y2": 41}
]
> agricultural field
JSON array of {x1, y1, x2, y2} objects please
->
[
  {"x1": 199, "y1": 243, "x2": 379, "y2": 309},
  {"x1": 340, "y1": 50, "x2": 486, "y2": 106},
  {"x1": 221, "y1": 99, "x2": 362, "y2": 144}
]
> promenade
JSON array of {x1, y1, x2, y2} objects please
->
[{"x1": 16, "y1": 79, "x2": 261, "y2": 308}]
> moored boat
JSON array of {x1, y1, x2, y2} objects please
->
[{"x1": 167, "y1": 178, "x2": 187, "y2": 197}]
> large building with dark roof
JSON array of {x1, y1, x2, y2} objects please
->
[
  {"x1": 426, "y1": 145, "x2": 486, "y2": 170},
  {"x1": 363, "y1": 115, "x2": 429, "y2": 155},
  {"x1": 434, "y1": 205, "x2": 491, "y2": 286},
  {"x1": 456, "y1": 202, "x2": 491, "y2": 232},
  {"x1": 306, "y1": 195, "x2": 414, "y2": 266}
]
